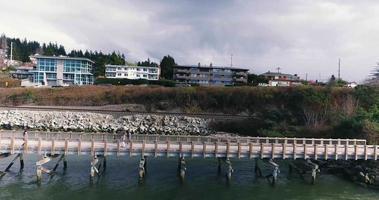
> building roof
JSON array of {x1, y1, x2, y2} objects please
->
[
  {"x1": 260, "y1": 71, "x2": 296, "y2": 77},
  {"x1": 174, "y1": 65, "x2": 249, "y2": 71},
  {"x1": 31, "y1": 55, "x2": 94, "y2": 63},
  {"x1": 105, "y1": 64, "x2": 158, "y2": 69}
]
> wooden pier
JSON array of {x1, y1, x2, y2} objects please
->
[
  {"x1": 0, "y1": 131, "x2": 374, "y2": 184},
  {"x1": 0, "y1": 131, "x2": 371, "y2": 160}
]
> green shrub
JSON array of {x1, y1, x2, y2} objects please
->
[{"x1": 94, "y1": 78, "x2": 176, "y2": 87}]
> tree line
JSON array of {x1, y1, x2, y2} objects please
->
[{"x1": 2, "y1": 35, "x2": 179, "y2": 79}]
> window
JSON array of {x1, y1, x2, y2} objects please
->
[{"x1": 46, "y1": 73, "x2": 57, "y2": 79}]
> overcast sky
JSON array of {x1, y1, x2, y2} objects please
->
[{"x1": 2, "y1": 0, "x2": 379, "y2": 81}]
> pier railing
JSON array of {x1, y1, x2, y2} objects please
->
[{"x1": 0, "y1": 131, "x2": 367, "y2": 146}]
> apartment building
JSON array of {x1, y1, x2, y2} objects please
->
[
  {"x1": 105, "y1": 65, "x2": 160, "y2": 80},
  {"x1": 30, "y1": 55, "x2": 94, "y2": 86},
  {"x1": 173, "y1": 64, "x2": 249, "y2": 86}
]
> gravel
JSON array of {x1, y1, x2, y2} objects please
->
[{"x1": 0, "y1": 110, "x2": 212, "y2": 135}]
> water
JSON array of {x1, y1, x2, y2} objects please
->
[{"x1": 0, "y1": 155, "x2": 378, "y2": 200}]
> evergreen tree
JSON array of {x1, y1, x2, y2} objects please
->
[
  {"x1": 69, "y1": 49, "x2": 126, "y2": 77},
  {"x1": 138, "y1": 58, "x2": 158, "y2": 67},
  {"x1": 160, "y1": 55, "x2": 176, "y2": 80},
  {"x1": 247, "y1": 74, "x2": 269, "y2": 86},
  {"x1": 2, "y1": 35, "x2": 127, "y2": 77}
]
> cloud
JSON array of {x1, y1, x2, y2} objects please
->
[{"x1": 1, "y1": 0, "x2": 379, "y2": 81}]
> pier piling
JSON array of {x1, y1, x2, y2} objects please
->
[
  {"x1": 177, "y1": 157, "x2": 186, "y2": 181},
  {"x1": 225, "y1": 158, "x2": 233, "y2": 182},
  {"x1": 267, "y1": 159, "x2": 280, "y2": 185},
  {"x1": 138, "y1": 157, "x2": 146, "y2": 179},
  {"x1": 307, "y1": 160, "x2": 320, "y2": 184}
]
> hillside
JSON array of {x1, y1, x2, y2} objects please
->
[{"x1": 1, "y1": 85, "x2": 379, "y2": 143}]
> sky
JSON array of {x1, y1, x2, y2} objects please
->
[{"x1": 1, "y1": 0, "x2": 379, "y2": 82}]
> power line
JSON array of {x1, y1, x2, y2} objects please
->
[{"x1": 338, "y1": 58, "x2": 341, "y2": 80}]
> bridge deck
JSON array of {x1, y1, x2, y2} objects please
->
[
  {"x1": 0, "y1": 131, "x2": 374, "y2": 160},
  {"x1": 0, "y1": 131, "x2": 367, "y2": 145}
]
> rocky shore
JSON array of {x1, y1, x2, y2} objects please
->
[{"x1": 0, "y1": 110, "x2": 212, "y2": 135}]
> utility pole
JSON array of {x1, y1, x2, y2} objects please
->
[
  {"x1": 230, "y1": 54, "x2": 233, "y2": 67},
  {"x1": 276, "y1": 67, "x2": 281, "y2": 74},
  {"x1": 338, "y1": 58, "x2": 341, "y2": 80},
  {"x1": 10, "y1": 42, "x2": 13, "y2": 62}
]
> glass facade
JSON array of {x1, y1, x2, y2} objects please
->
[{"x1": 32, "y1": 56, "x2": 94, "y2": 86}]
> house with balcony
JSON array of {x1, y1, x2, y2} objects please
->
[{"x1": 105, "y1": 65, "x2": 160, "y2": 80}]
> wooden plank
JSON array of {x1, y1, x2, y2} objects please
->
[
  {"x1": 215, "y1": 142, "x2": 219, "y2": 156},
  {"x1": 104, "y1": 140, "x2": 108, "y2": 156},
  {"x1": 375, "y1": 145, "x2": 378, "y2": 160},
  {"x1": 314, "y1": 144, "x2": 317, "y2": 160},
  {"x1": 116, "y1": 140, "x2": 120, "y2": 156},
  {"x1": 167, "y1": 140, "x2": 170, "y2": 158},
  {"x1": 10, "y1": 136, "x2": 14, "y2": 154},
  {"x1": 226, "y1": 142, "x2": 230, "y2": 158},
  {"x1": 303, "y1": 144, "x2": 307, "y2": 159},
  {"x1": 24, "y1": 139, "x2": 28, "y2": 154},
  {"x1": 191, "y1": 142, "x2": 194, "y2": 158},
  {"x1": 334, "y1": 144, "x2": 338, "y2": 160},
  {"x1": 324, "y1": 144, "x2": 328, "y2": 160},
  {"x1": 345, "y1": 143, "x2": 348, "y2": 160},
  {"x1": 249, "y1": 143, "x2": 253, "y2": 159},
  {"x1": 282, "y1": 143, "x2": 286, "y2": 159},
  {"x1": 293, "y1": 143, "x2": 296, "y2": 160},
  {"x1": 51, "y1": 140, "x2": 55, "y2": 155},
  {"x1": 64, "y1": 139, "x2": 68, "y2": 155},
  {"x1": 141, "y1": 140, "x2": 145, "y2": 157},
  {"x1": 260, "y1": 143, "x2": 264, "y2": 159},
  {"x1": 78, "y1": 139, "x2": 82, "y2": 155},
  {"x1": 271, "y1": 143, "x2": 275, "y2": 159},
  {"x1": 364, "y1": 145, "x2": 368, "y2": 160},
  {"x1": 154, "y1": 141, "x2": 158, "y2": 157},
  {"x1": 91, "y1": 139, "x2": 94, "y2": 156},
  {"x1": 354, "y1": 145, "x2": 358, "y2": 160},
  {"x1": 179, "y1": 142, "x2": 183, "y2": 156},
  {"x1": 203, "y1": 142, "x2": 206, "y2": 158},
  {"x1": 38, "y1": 138, "x2": 42, "y2": 154},
  {"x1": 238, "y1": 142, "x2": 241, "y2": 159},
  {"x1": 129, "y1": 141, "x2": 133, "y2": 157}
]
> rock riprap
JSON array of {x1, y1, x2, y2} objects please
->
[{"x1": 0, "y1": 110, "x2": 211, "y2": 135}]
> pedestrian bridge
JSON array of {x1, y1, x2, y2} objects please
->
[
  {"x1": 0, "y1": 131, "x2": 371, "y2": 160},
  {"x1": 0, "y1": 131, "x2": 373, "y2": 184}
]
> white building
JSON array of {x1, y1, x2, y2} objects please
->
[{"x1": 105, "y1": 65, "x2": 160, "y2": 80}]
